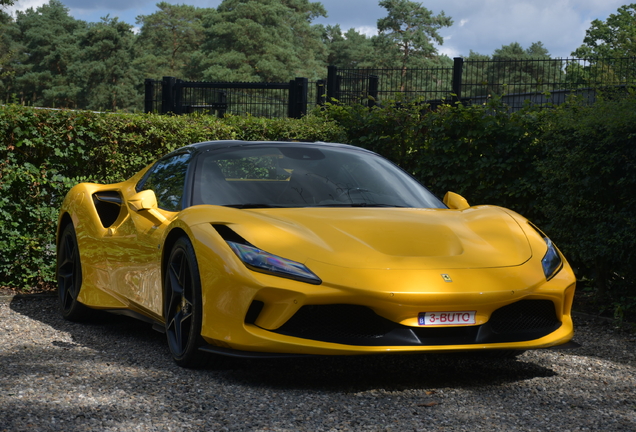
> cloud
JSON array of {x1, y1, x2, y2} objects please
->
[
  {"x1": 62, "y1": 0, "x2": 148, "y2": 11},
  {"x1": 5, "y1": 0, "x2": 47, "y2": 15},
  {"x1": 425, "y1": 0, "x2": 627, "y2": 58},
  {"x1": 354, "y1": 25, "x2": 378, "y2": 38},
  {"x1": 314, "y1": 0, "x2": 385, "y2": 31}
]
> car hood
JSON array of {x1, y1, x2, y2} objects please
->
[{"x1": 190, "y1": 205, "x2": 533, "y2": 270}]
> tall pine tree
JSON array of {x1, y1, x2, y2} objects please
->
[
  {"x1": 198, "y1": 0, "x2": 328, "y2": 82},
  {"x1": 135, "y1": 2, "x2": 208, "y2": 80},
  {"x1": 11, "y1": 0, "x2": 85, "y2": 107},
  {"x1": 374, "y1": 0, "x2": 452, "y2": 71},
  {"x1": 70, "y1": 17, "x2": 142, "y2": 111}
]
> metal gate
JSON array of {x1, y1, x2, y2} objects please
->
[{"x1": 145, "y1": 77, "x2": 309, "y2": 118}]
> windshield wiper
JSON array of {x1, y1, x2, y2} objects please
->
[
  {"x1": 311, "y1": 203, "x2": 406, "y2": 208},
  {"x1": 224, "y1": 203, "x2": 287, "y2": 209},
  {"x1": 225, "y1": 203, "x2": 406, "y2": 209},
  {"x1": 351, "y1": 203, "x2": 406, "y2": 207}
]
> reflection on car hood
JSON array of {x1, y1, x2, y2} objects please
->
[{"x1": 195, "y1": 205, "x2": 532, "y2": 270}]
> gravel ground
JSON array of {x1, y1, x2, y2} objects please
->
[{"x1": 1, "y1": 294, "x2": 635, "y2": 432}]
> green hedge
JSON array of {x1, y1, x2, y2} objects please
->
[
  {"x1": 1, "y1": 99, "x2": 634, "y2": 319},
  {"x1": 537, "y1": 95, "x2": 636, "y2": 318},
  {"x1": 0, "y1": 106, "x2": 344, "y2": 288}
]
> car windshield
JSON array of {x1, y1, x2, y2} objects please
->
[{"x1": 191, "y1": 144, "x2": 445, "y2": 209}]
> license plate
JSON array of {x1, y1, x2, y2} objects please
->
[{"x1": 418, "y1": 311, "x2": 476, "y2": 326}]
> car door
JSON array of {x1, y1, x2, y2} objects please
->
[{"x1": 107, "y1": 152, "x2": 193, "y2": 318}]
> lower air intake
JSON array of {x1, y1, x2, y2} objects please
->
[
  {"x1": 271, "y1": 300, "x2": 561, "y2": 346},
  {"x1": 486, "y1": 299, "x2": 561, "y2": 341}
]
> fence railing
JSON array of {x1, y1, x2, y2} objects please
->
[
  {"x1": 145, "y1": 77, "x2": 309, "y2": 118},
  {"x1": 326, "y1": 62, "x2": 458, "y2": 107},
  {"x1": 146, "y1": 57, "x2": 636, "y2": 117},
  {"x1": 332, "y1": 57, "x2": 636, "y2": 111}
]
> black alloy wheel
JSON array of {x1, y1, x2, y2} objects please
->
[
  {"x1": 57, "y1": 223, "x2": 89, "y2": 321},
  {"x1": 164, "y1": 236, "x2": 207, "y2": 368}
]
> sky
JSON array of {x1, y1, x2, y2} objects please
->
[{"x1": 5, "y1": 0, "x2": 631, "y2": 59}]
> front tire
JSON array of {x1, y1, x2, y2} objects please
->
[
  {"x1": 57, "y1": 223, "x2": 89, "y2": 321},
  {"x1": 164, "y1": 236, "x2": 207, "y2": 368}
]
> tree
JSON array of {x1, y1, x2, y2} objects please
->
[
  {"x1": 1, "y1": 1, "x2": 143, "y2": 111},
  {"x1": 0, "y1": 10, "x2": 16, "y2": 92},
  {"x1": 471, "y1": 42, "x2": 563, "y2": 96},
  {"x1": 0, "y1": 1, "x2": 14, "y2": 93},
  {"x1": 572, "y1": 4, "x2": 636, "y2": 58},
  {"x1": 492, "y1": 41, "x2": 550, "y2": 60},
  {"x1": 135, "y1": 2, "x2": 208, "y2": 80},
  {"x1": 374, "y1": 0, "x2": 452, "y2": 71},
  {"x1": 570, "y1": 4, "x2": 636, "y2": 86},
  {"x1": 70, "y1": 17, "x2": 142, "y2": 111},
  {"x1": 321, "y1": 24, "x2": 375, "y2": 69},
  {"x1": 11, "y1": 0, "x2": 86, "y2": 107},
  {"x1": 198, "y1": 0, "x2": 328, "y2": 82}
]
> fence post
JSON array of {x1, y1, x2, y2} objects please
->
[
  {"x1": 326, "y1": 65, "x2": 338, "y2": 102},
  {"x1": 297, "y1": 77, "x2": 308, "y2": 117},
  {"x1": 161, "y1": 76, "x2": 176, "y2": 114},
  {"x1": 316, "y1": 79, "x2": 326, "y2": 106},
  {"x1": 174, "y1": 79, "x2": 184, "y2": 115},
  {"x1": 288, "y1": 80, "x2": 295, "y2": 118},
  {"x1": 288, "y1": 77, "x2": 308, "y2": 118},
  {"x1": 144, "y1": 79, "x2": 155, "y2": 113},
  {"x1": 368, "y1": 75, "x2": 379, "y2": 108},
  {"x1": 452, "y1": 57, "x2": 463, "y2": 105},
  {"x1": 218, "y1": 91, "x2": 227, "y2": 119}
]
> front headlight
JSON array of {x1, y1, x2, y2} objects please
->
[
  {"x1": 541, "y1": 237, "x2": 562, "y2": 280},
  {"x1": 227, "y1": 241, "x2": 322, "y2": 285}
]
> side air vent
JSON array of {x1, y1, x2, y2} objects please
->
[{"x1": 92, "y1": 191, "x2": 123, "y2": 228}]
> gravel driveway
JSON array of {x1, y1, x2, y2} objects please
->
[{"x1": 1, "y1": 294, "x2": 634, "y2": 432}]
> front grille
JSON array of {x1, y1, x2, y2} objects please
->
[{"x1": 270, "y1": 300, "x2": 562, "y2": 347}]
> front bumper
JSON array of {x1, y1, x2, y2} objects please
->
[{"x1": 197, "y1": 265, "x2": 576, "y2": 356}]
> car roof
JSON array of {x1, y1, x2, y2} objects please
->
[{"x1": 176, "y1": 140, "x2": 375, "y2": 156}]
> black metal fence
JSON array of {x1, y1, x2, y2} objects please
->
[
  {"x1": 146, "y1": 57, "x2": 636, "y2": 117},
  {"x1": 331, "y1": 57, "x2": 636, "y2": 111},
  {"x1": 325, "y1": 62, "x2": 458, "y2": 107},
  {"x1": 145, "y1": 77, "x2": 309, "y2": 118}
]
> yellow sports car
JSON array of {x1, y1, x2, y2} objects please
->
[{"x1": 57, "y1": 140, "x2": 576, "y2": 367}]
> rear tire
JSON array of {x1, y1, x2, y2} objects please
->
[
  {"x1": 164, "y1": 236, "x2": 208, "y2": 368},
  {"x1": 57, "y1": 223, "x2": 90, "y2": 321}
]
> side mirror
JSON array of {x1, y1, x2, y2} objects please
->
[
  {"x1": 128, "y1": 190, "x2": 167, "y2": 224},
  {"x1": 443, "y1": 191, "x2": 470, "y2": 210},
  {"x1": 128, "y1": 189, "x2": 158, "y2": 211}
]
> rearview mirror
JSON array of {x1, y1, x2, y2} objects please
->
[{"x1": 443, "y1": 191, "x2": 470, "y2": 210}]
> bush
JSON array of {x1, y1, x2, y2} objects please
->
[
  {"x1": 0, "y1": 106, "x2": 344, "y2": 288},
  {"x1": 536, "y1": 94, "x2": 636, "y2": 319},
  {"x1": 415, "y1": 99, "x2": 543, "y2": 221}
]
